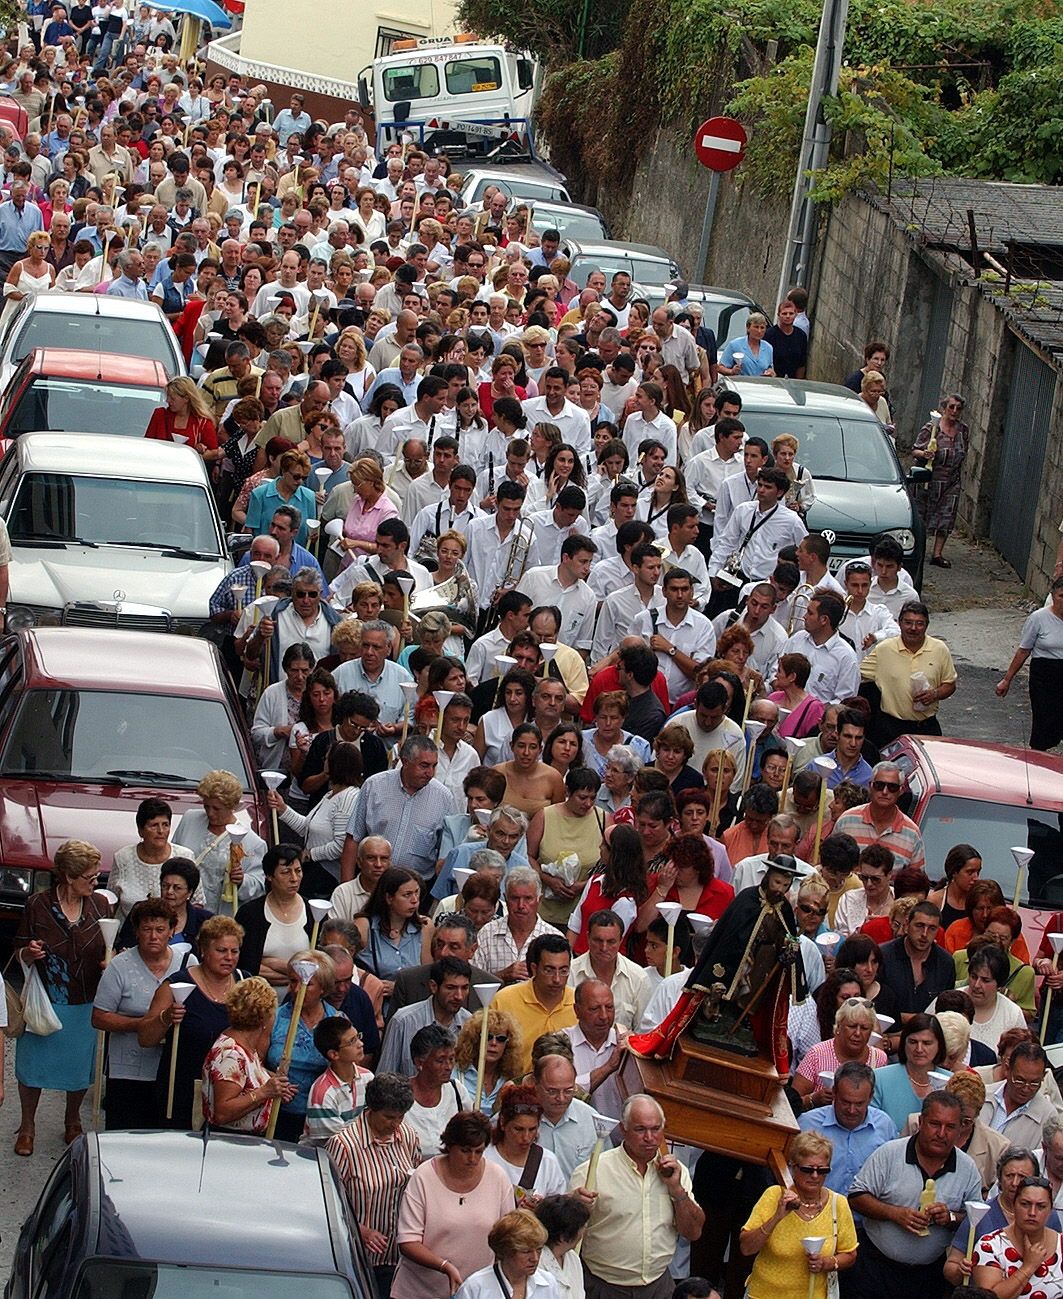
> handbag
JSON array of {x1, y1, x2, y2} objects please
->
[
  {"x1": 3, "y1": 952, "x2": 24, "y2": 1038},
  {"x1": 21, "y1": 959, "x2": 62, "y2": 1037}
]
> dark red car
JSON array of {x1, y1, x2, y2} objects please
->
[{"x1": 0, "y1": 628, "x2": 267, "y2": 920}]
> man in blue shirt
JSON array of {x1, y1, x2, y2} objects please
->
[
  {"x1": 235, "y1": 507, "x2": 329, "y2": 595},
  {"x1": 272, "y1": 94, "x2": 312, "y2": 145},
  {"x1": 42, "y1": 3, "x2": 75, "y2": 44},
  {"x1": 798, "y1": 1061, "x2": 897, "y2": 1210},
  {"x1": 0, "y1": 182, "x2": 44, "y2": 274},
  {"x1": 106, "y1": 247, "x2": 148, "y2": 299},
  {"x1": 827, "y1": 709, "x2": 874, "y2": 789}
]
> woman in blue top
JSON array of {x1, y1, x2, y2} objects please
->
[
  {"x1": 871, "y1": 1012, "x2": 948, "y2": 1129},
  {"x1": 265, "y1": 949, "x2": 339, "y2": 1142},
  {"x1": 353, "y1": 868, "x2": 432, "y2": 1010},
  {"x1": 719, "y1": 313, "x2": 776, "y2": 378}
]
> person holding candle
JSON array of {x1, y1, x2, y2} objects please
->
[
  {"x1": 739, "y1": 1130, "x2": 857, "y2": 1298},
  {"x1": 92, "y1": 899, "x2": 186, "y2": 1129},
  {"x1": 971, "y1": 1173, "x2": 1063, "y2": 1295},
  {"x1": 170, "y1": 770, "x2": 266, "y2": 915},
  {"x1": 944, "y1": 1147, "x2": 1050, "y2": 1287},
  {"x1": 571, "y1": 1093, "x2": 704, "y2": 1299},
  {"x1": 233, "y1": 846, "x2": 312, "y2": 983},
  {"x1": 793, "y1": 996, "x2": 888, "y2": 1111},
  {"x1": 264, "y1": 949, "x2": 339, "y2": 1141},
  {"x1": 202, "y1": 976, "x2": 296, "y2": 1134},
  {"x1": 394, "y1": 1109, "x2": 514, "y2": 1299},
  {"x1": 13, "y1": 840, "x2": 111, "y2": 1156},
  {"x1": 453, "y1": 1010, "x2": 524, "y2": 1115}
]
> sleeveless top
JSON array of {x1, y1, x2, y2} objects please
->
[
  {"x1": 481, "y1": 707, "x2": 517, "y2": 766},
  {"x1": 538, "y1": 803, "x2": 606, "y2": 928}
]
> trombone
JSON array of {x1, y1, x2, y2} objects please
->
[{"x1": 786, "y1": 583, "x2": 817, "y2": 636}]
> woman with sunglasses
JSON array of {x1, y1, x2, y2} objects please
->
[
  {"x1": 485, "y1": 1082, "x2": 567, "y2": 1207},
  {"x1": 740, "y1": 1131, "x2": 857, "y2": 1299},
  {"x1": 793, "y1": 995, "x2": 887, "y2": 1111},
  {"x1": 793, "y1": 881, "x2": 830, "y2": 941},
  {"x1": 453, "y1": 1009, "x2": 523, "y2": 1115},
  {"x1": 787, "y1": 966, "x2": 863, "y2": 1072},
  {"x1": 834, "y1": 843, "x2": 894, "y2": 937},
  {"x1": 871, "y1": 1012, "x2": 949, "y2": 1129}
]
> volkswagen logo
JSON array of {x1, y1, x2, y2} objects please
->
[
  {"x1": 820, "y1": 530, "x2": 836, "y2": 545},
  {"x1": 113, "y1": 589, "x2": 126, "y2": 601}
]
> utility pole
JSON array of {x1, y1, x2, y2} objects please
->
[{"x1": 775, "y1": 0, "x2": 850, "y2": 308}]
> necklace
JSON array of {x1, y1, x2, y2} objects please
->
[{"x1": 797, "y1": 1195, "x2": 825, "y2": 1218}]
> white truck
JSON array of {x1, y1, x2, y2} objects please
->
[{"x1": 357, "y1": 35, "x2": 540, "y2": 159}]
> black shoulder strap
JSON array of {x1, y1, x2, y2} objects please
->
[{"x1": 450, "y1": 1078, "x2": 465, "y2": 1111}]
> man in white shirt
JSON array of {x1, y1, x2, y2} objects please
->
[
  {"x1": 402, "y1": 436, "x2": 461, "y2": 524},
  {"x1": 714, "y1": 437, "x2": 770, "y2": 532},
  {"x1": 380, "y1": 375, "x2": 453, "y2": 460},
  {"x1": 712, "y1": 581, "x2": 787, "y2": 681},
  {"x1": 600, "y1": 272, "x2": 634, "y2": 330},
  {"x1": 660, "y1": 504, "x2": 710, "y2": 608},
  {"x1": 631, "y1": 567, "x2": 716, "y2": 704},
  {"x1": 251, "y1": 250, "x2": 309, "y2": 316},
  {"x1": 464, "y1": 590, "x2": 532, "y2": 686},
  {"x1": 562, "y1": 980, "x2": 627, "y2": 1120},
  {"x1": 464, "y1": 483, "x2": 536, "y2": 615},
  {"x1": 408, "y1": 467, "x2": 481, "y2": 553},
  {"x1": 600, "y1": 353, "x2": 638, "y2": 420},
  {"x1": 517, "y1": 534, "x2": 598, "y2": 655},
  {"x1": 527, "y1": 487, "x2": 590, "y2": 568},
  {"x1": 782, "y1": 589, "x2": 861, "y2": 704},
  {"x1": 622, "y1": 382, "x2": 678, "y2": 465},
  {"x1": 866, "y1": 537, "x2": 918, "y2": 618},
  {"x1": 840, "y1": 561, "x2": 899, "y2": 658},
  {"x1": 590, "y1": 481, "x2": 640, "y2": 560},
  {"x1": 568, "y1": 911, "x2": 651, "y2": 1031},
  {"x1": 521, "y1": 368, "x2": 592, "y2": 456},
  {"x1": 685, "y1": 417, "x2": 745, "y2": 534},
  {"x1": 669, "y1": 679, "x2": 746, "y2": 773},
  {"x1": 591, "y1": 543, "x2": 664, "y2": 664},
  {"x1": 588, "y1": 520, "x2": 655, "y2": 602},
  {"x1": 708, "y1": 467, "x2": 808, "y2": 616},
  {"x1": 797, "y1": 533, "x2": 846, "y2": 597}
]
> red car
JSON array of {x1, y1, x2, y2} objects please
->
[
  {"x1": 0, "y1": 347, "x2": 166, "y2": 449},
  {"x1": 883, "y1": 735, "x2": 1063, "y2": 945},
  {"x1": 0, "y1": 628, "x2": 267, "y2": 920}
]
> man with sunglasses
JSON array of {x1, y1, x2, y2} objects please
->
[
  {"x1": 834, "y1": 760, "x2": 927, "y2": 874},
  {"x1": 848, "y1": 1090, "x2": 981, "y2": 1299},
  {"x1": 860, "y1": 598, "x2": 957, "y2": 745}
]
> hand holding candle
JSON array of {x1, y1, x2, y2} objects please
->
[
  {"x1": 266, "y1": 959, "x2": 319, "y2": 1139},
  {"x1": 165, "y1": 981, "x2": 197, "y2": 1120},
  {"x1": 1011, "y1": 845, "x2": 1034, "y2": 908},
  {"x1": 962, "y1": 1199, "x2": 991, "y2": 1285},
  {"x1": 584, "y1": 1112, "x2": 616, "y2": 1189},
  {"x1": 260, "y1": 771, "x2": 285, "y2": 843},
  {"x1": 810, "y1": 756, "x2": 836, "y2": 864},
  {"x1": 91, "y1": 916, "x2": 122, "y2": 1130},
  {"x1": 656, "y1": 901, "x2": 683, "y2": 984},
  {"x1": 223, "y1": 824, "x2": 247, "y2": 908}
]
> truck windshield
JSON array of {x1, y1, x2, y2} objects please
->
[
  {"x1": 74, "y1": 1263, "x2": 354, "y2": 1299},
  {"x1": 8, "y1": 473, "x2": 222, "y2": 556},
  {"x1": 1, "y1": 688, "x2": 252, "y2": 786},
  {"x1": 445, "y1": 56, "x2": 502, "y2": 93}
]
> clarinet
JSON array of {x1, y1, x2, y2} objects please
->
[{"x1": 487, "y1": 452, "x2": 495, "y2": 497}]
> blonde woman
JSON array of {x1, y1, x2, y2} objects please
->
[
  {"x1": 429, "y1": 529, "x2": 478, "y2": 646},
  {"x1": 341, "y1": 457, "x2": 398, "y2": 564},
  {"x1": 202, "y1": 977, "x2": 295, "y2": 1134},
  {"x1": 1, "y1": 231, "x2": 55, "y2": 328},
  {"x1": 334, "y1": 327, "x2": 376, "y2": 407},
  {"x1": 170, "y1": 770, "x2": 267, "y2": 914},
  {"x1": 146, "y1": 376, "x2": 220, "y2": 460},
  {"x1": 453, "y1": 1008, "x2": 524, "y2": 1114},
  {"x1": 772, "y1": 434, "x2": 816, "y2": 517}
]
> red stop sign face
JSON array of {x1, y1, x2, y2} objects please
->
[{"x1": 694, "y1": 117, "x2": 748, "y2": 172}]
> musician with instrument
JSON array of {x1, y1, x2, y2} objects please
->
[
  {"x1": 590, "y1": 543, "x2": 665, "y2": 667},
  {"x1": 464, "y1": 481, "x2": 535, "y2": 629},
  {"x1": 706, "y1": 468, "x2": 808, "y2": 618},
  {"x1": 516, "y1": 534, "x2": 598, "y2": 656},
  {"x1": 474, "y1": 439, "x2": 532, "y2": 513}
]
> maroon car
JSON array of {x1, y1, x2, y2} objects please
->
[{"x1": 0, "y1": 628, "x2": 267, "y2": 920}]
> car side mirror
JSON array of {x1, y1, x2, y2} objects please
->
[{"x1": 907, "y1": 465, "x2": 932, "y2": 484}]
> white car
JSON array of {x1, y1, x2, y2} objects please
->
[
  {"x1": 0, "y1": 433, "x2": 231, "y2": 633},
  {"x1": 0, "y1": 292, "x2": 186, "y2": 391}
]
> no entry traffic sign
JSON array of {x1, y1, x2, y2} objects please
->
[{"x1": 694, "y1": 117, "x2": 748, "y2": 172}]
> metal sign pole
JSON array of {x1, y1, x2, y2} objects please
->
[{"x1": 695, "y1": 171, "x2": 721, "y2": 286}]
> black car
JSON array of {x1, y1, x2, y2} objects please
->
[{"x1": 5, "y1": 1130, "x2": 374, "y2": 1299}]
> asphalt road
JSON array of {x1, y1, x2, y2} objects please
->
[{"x1": 0, "y1": 534, "x2": 1052, "y2": 1278}]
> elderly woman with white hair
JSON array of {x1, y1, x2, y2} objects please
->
[
  {"x1": 792, "y1": 994, "x2": 888, "y2": 1111},
  {"x1": 597, "y1": 744, "x2": 642, "y2": 817}
]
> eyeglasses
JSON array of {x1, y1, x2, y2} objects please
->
[
  {"x1": 1009, "y1": 1075, "x2": 1043, "y2": 1091},
  {"x1": 840, "y1": 996, "x2": 875, "y2": 1009},
  {"x1": 798, "y1": 904, "x2": 827, "y2": 916},
  {"x1": 795, "y1": 1165, "x2": 831, "y2": 1176},
  {"x1": 294, "y1": 590, "x2": 320, "y2": 599},
  {"x1": 855, "y1": 872, "x2": 887, "y2": 883},
  {"x1": 487, "y1": 1033, "x2": 510, "y2": 1044},
  {"x1": 539, "y1": 1086, "x2": 576, "y2": 1099},
  {"x1": 290, "y1": 473, "x2": 309, "y2": 482},
  {"x1": 871, "y1": 780, "x2": 902, "y2": 792}
]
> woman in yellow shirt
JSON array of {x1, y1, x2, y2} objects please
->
[{"x1": 740, "y1": 1132, "x2": 858, "y2": 1298}]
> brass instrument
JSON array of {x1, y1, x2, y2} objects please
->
[
  {"x1": 786, "y1": 582, "x2": 817, "y2": 636},
  {"x1": 410, "y1": 573, "x2": 468, "y2": 628},
  {"x1": 487, "y1": 452, "x2": 495, "y2": 497},
  {"x1": 489, "y1": 518, "x2": 534, "y2": 607}
]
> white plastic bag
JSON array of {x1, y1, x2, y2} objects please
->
[{"x1": 20, "y1": 959, "x2": 62, "y2": 1037}]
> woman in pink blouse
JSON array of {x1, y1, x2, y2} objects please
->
[{"x1": 340, "y1": 457, "x2": 398, "y2": 568}]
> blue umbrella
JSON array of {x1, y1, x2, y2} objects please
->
[{"x1": 142, "y1": 0, "x2": 233, "y2": 29}]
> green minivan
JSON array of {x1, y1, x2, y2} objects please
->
[{"x1": 728, "y1": 378, "x2": 929, "y2": 587}]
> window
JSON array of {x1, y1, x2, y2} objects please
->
[
  {"x1": 7, "y1": 379, "x2": 163, "y2": 439},
  {"x1": 445, "y1": 56, "x2": 502, "y2": 95},
  {"x1": 73, "y1": 1263, "x2": 354, "y2": 1299},
  {"x1": 736, "y1": 412, "x2": 901, "y2": 485},
  {"x1": 381, "y1": 64, "x2": 439, "y2": 103},
  {"x1": 30, "y1": 1167, "x2": 74, "y2": 1299},
  {"x1": 9, "y1": 473, "x2": 222, "y2": 557},
  {"x1": 12, "y1": 313, "x2": 181, "y2": 375},
  {"x1": 2, "y1": 688, "x2": 252, "y2": 787}
]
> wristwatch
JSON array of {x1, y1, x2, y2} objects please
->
[{"x1": 668, "y1": 644, "x2": 677, "y2": 657}]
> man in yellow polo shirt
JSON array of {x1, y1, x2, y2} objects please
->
[
  {"x1": 860, "y1": 598, "x2": 957, "y2": 745},
  {"x1": 493, "y1": 933, "x2": 576, "y2": 1075}
]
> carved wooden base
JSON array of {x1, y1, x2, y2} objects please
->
[{"x1": 619, "y1": 1034, "x2": 798, "y2": 1184}]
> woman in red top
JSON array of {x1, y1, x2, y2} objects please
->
[
  {"x1": 145, "y1": 378, "x2": 220, "y2": 463},
  {"x1": 637, "y1": 833, "x2": 735, "y2": 936},
  {"x1": 478, "y1": 353, "x2": 527, "y2": 426},
  {"x1": 566, "y1": 824, "x2": 651, "y2": 957}
]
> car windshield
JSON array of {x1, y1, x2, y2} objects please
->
[
  {"x1": 737, "y1": 411, "x2": 901, "y2": 485},
  {"x1": 917, "y1": 793, "x2": 1063, "y2": 907},
  {"x1": 74, "y1": 1262, "x2": 353, "y2": 1299},
  {"x1": 8, "y1": 473, "x2": 222, "y2": 556},
  {"x1": 1, "y1": 688, "x2": 252, "y2": 787},
  {"x1": 7, "y1": 379, "x2": 162, "y2": 438},
  {"x1": 531, "y1": 209, "x2": 607, "y2": 240},
  {"x1": 12, "y1": 313, "x2": 180, "y2": 374}
]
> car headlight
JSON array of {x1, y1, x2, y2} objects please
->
[
  {"x1": 883, "y1": 528, "x2": 916, "y2": 552},
  {"x1": 0, "y1": 866, "x2": 32, "y2": 897},
  {"x1": 5, "y1": 605, "x2": 37, "y2": 632}
]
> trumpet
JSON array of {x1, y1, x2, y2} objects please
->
[{"x1": 786, "y1": 583, "x2": 817, "y2": 636}]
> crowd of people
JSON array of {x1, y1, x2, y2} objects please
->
[{"x1": 0, "y1": 8, "x2": 1061, "y2": 1299}]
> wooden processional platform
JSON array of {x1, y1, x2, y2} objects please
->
[{"x1": 618, "y1": 1032, "x2": 798, "y2": 1184}]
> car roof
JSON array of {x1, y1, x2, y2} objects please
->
[
  {"x1": 563, "y1": 238, "x2": 675, "y2": 262},
  {"x1": 728, "y1": 376, "x2": 882, "y2": 418},
  {"x1": 14, "y1": 431, "x2": 209, "y2": 481},
  {"x1": 529, "y1": 199, "x2": 604, "y2": 219},
  {"x1": 895, "y1": 737, "x2": 1063, "y2": 812},
  {"x1": 681, "y1": 284, "x2": 760, "y2": 309},
  {"x1": 20, "y1": 627, "x2": 229, "y2": 698},
  {"x1": 86, "y1": 1131, "x2": 340, "y2": 1271},
  {"x1": 461, "y1": 163, "x2": 568, "y2": 186},
  {"x1": 24, "y1": 348, "x2": 169, "y2": 385},
  {"x1": 12, "y1": 291, "x2": 170, "y2": 323}
]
